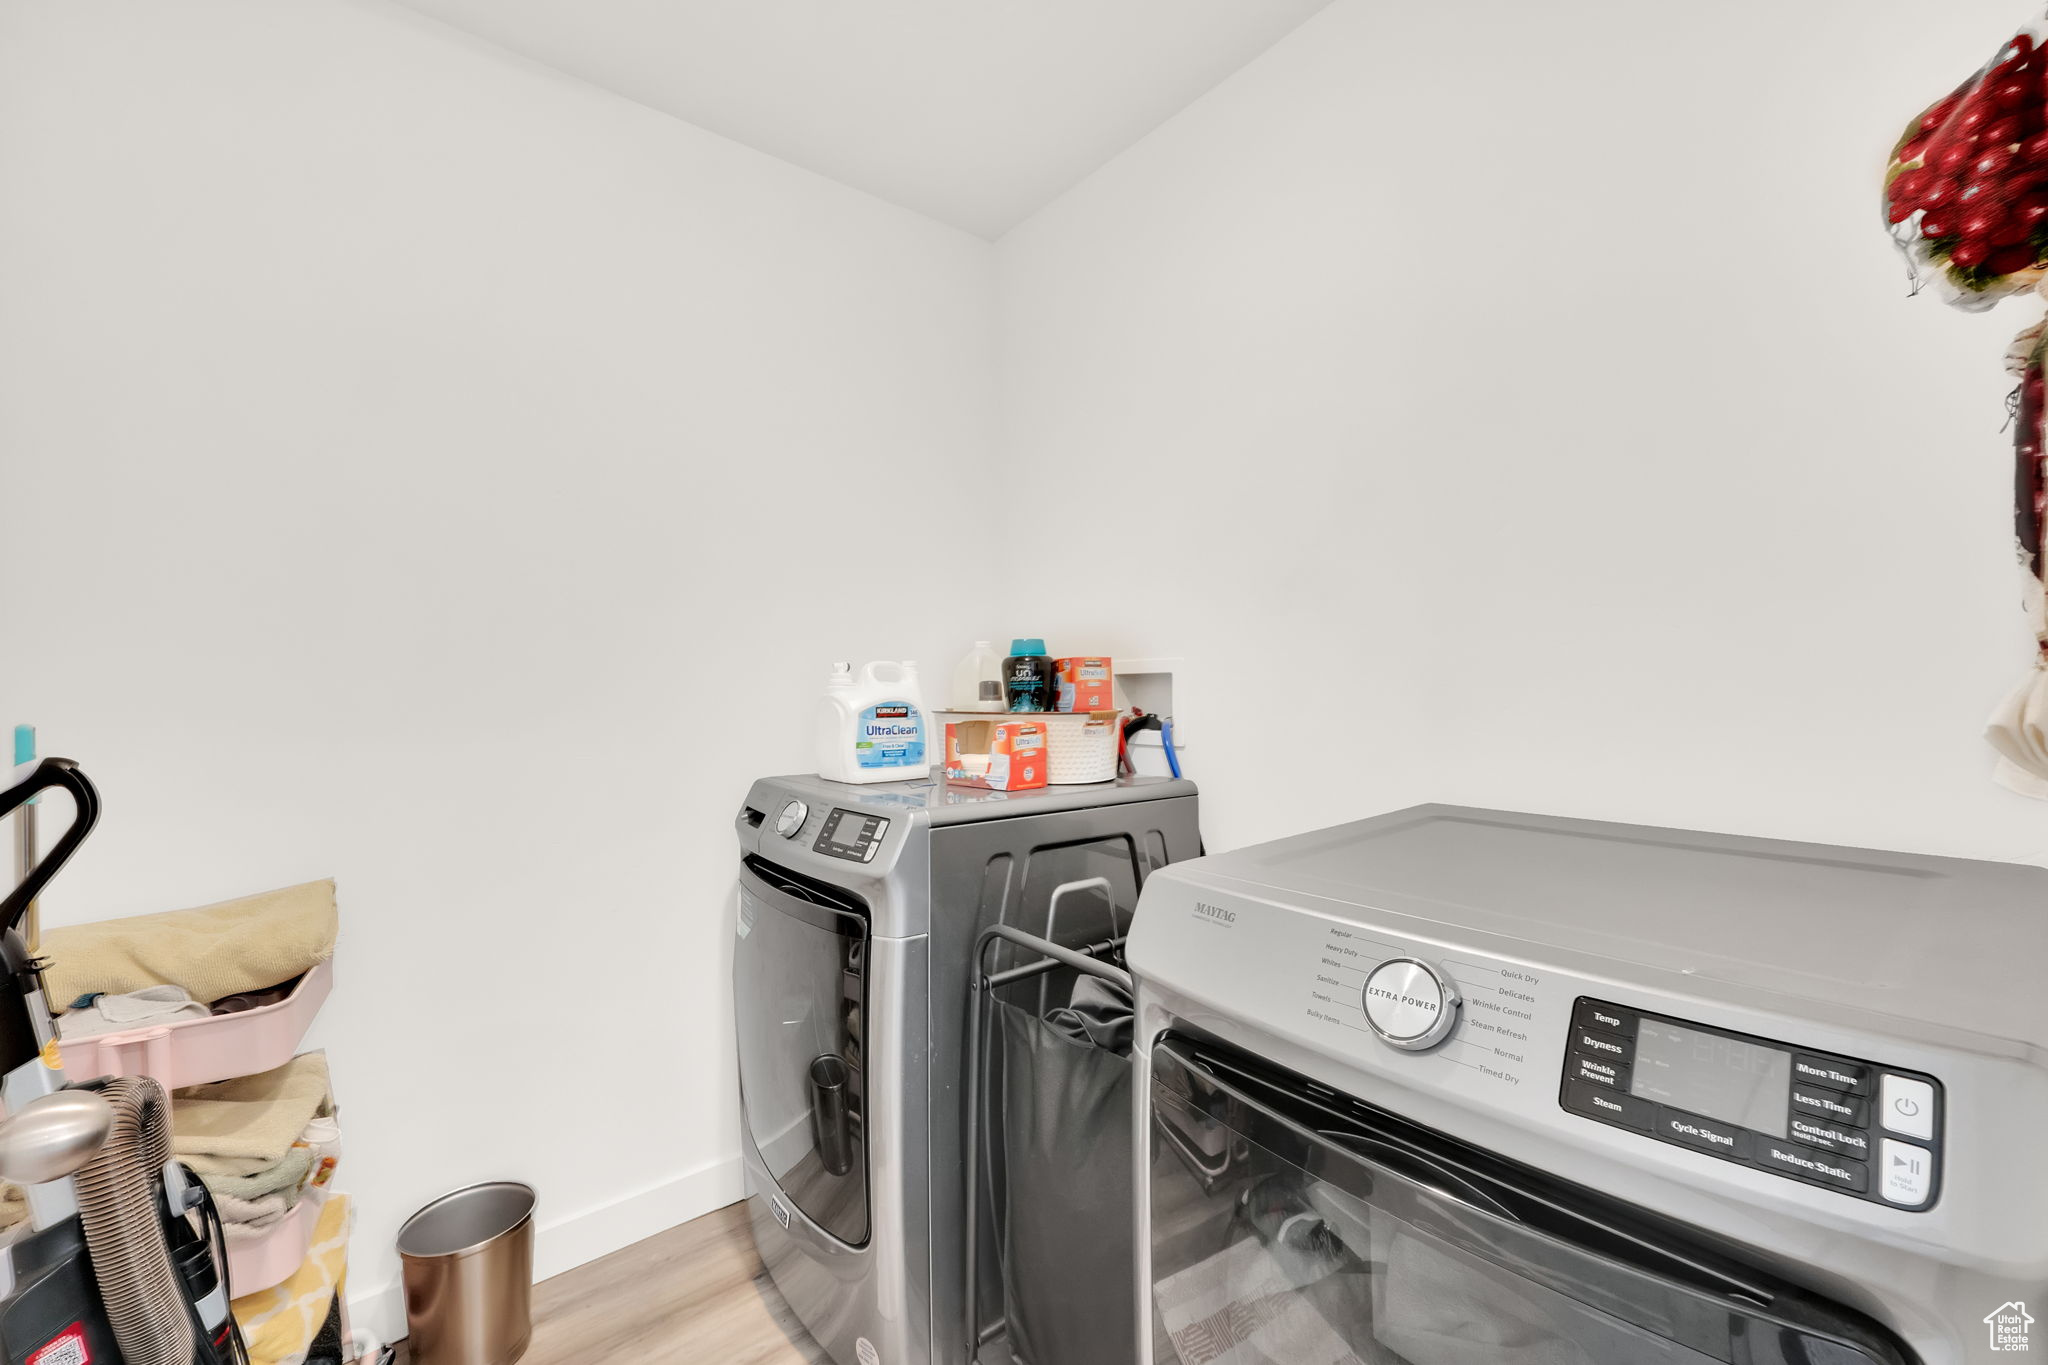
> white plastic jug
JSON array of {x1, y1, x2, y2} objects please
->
[
  {"x1": 950, "y1": 641, "x2": 1005, "y2": 713},
  {"x1": 816, "y1": 660, "x2": 931, "y2": 784}
]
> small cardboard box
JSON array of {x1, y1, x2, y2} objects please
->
[
  {"x1": 1056, "y1": 657, "x2": 1114, "y2": 713},
  {"x1": 944, "y1": 718, "x2": 1048, "y2": 790}
]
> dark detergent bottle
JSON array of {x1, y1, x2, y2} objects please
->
[{"x1": 1003, "y1": 639, "x2": 1056, "y2": 712}]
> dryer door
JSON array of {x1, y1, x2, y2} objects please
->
[
  {"x1": 1146, "y1": 1037, "x2": 1915, "y2": 1365},
  {"x1": 735, "y1": 858, "x2": 869, "y2": 1247}
]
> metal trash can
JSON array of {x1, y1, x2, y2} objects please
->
[{"x1": 399, "y1": 1182, "x2": 537, "y2": 1365}]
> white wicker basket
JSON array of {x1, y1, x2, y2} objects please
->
[{"x1": 1041, "y1": 712, "x2": 1119, "y2": 784}]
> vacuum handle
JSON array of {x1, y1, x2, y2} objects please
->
[{"x1": 0, "y1": 759, "x2": 100, "y2": 933}]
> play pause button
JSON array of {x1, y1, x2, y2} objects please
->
[{"x1": 1880, "y1": 1139, "x2": 1933, "y2": 1207}]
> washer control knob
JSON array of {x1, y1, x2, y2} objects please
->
[
  {"x1": 1361, "y1": 958, "x2": 1460, "y2": 1052},
  {"x1": 775, "y1": 799, "x2": 808, "y2": 839}
]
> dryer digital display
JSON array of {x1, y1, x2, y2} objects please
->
[
  {"x1": 1561, "y1": 997, "x2": 1944, "y2": 1211},
  {"x1": 1629, "y1": 1018, "x2": 1793, "y2": 1138}
]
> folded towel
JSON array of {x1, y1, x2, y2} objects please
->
[
  {"x1": 175, "y1": 1053, "x2": 331, "y2": 1178},
  {"x1": 43, "y1": 880, "x2": 337, "y2": 1013},
  {"x1": 231, "y1": 1194, "x2": 350, "y2": 1365},
  {"x1": 57, "y1": 985, "x2": 212, "y2": 1038},
  {"x1": 204, "y1": 1147, "x2": 316, "y2": 1203},
  {"x1": 218, "y1": 1189, "x2": 293, "y2": 1229}
]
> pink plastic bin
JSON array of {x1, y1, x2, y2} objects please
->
[
  {"x1": 55, "y1": 960, "x2": 333, "y2": 1091},
  {"x1": 226, "y1": 1194, "x2": 322, "y2": 1296}
]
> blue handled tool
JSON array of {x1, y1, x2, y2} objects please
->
[{"x1": 11, "y1": 727, "x2": 34, "y2": 949}]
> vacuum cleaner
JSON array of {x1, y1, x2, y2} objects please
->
[{"x1": 0, "y1": 757, "x2": 247, "y2": 1365}]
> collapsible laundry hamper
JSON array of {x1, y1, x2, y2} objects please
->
[{"x1": 963, "y1": 923, "x2": 1138, "y2": 1365}]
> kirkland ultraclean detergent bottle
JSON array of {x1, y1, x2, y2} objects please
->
[
  {"x1": 1002, "y1": 639, "x2": 1056, "y2": 712},
  {"x1": 816, "y1": 660, "x2": 932, "y2": 784}
]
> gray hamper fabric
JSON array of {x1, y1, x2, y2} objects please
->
[{"x1": 992, "y1": 976, "x2": 1137, "y2": 1365}]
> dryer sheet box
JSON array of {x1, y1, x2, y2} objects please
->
[{"x1": 943, "y1": 718, "x2": 1049, "y2": 790}]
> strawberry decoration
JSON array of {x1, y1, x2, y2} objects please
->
[
  {"x1": 1888, "y1": 17, "x2": 2048, "y2": 793},
  {"x1": 1885, "y1": 31, "x2": 2048, "y2": 308}
]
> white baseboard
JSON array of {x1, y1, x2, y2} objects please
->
[{"x1": 347, "y1": 1155, "x2": 746, "y2": 1347}]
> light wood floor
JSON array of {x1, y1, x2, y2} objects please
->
[
  {"x1": 404, "y1": 1201, "x2": 828, "y2": 1364},
  {"x1": 529, "y1": 1202, "x2": 826, "y2": 1364}
]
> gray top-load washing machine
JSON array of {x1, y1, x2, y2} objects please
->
[
  {"x1": 1128, "y1": 804, "x2": 2048, "y2": 1365},
  {"x1": 733, "y1": 772, "x2": 1200, "y2": 1365}
]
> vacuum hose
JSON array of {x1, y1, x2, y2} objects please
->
[{"x1": 71, "y1": 1077, "x2": 196, "y2": 1365}]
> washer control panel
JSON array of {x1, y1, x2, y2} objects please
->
[
  {"x1": 813, "y1": 808, "x2": 889, "y2": 863},
  {"x1": 1559, "y1": 998, "x2": 1943, "y2": 1211}
]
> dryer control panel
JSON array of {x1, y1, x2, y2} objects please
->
[
  {"x1": 813, "y1": 808, "x2": 889, "y2": 863},
  {"x1": 1560, "y1": 998, "x2": 1943, "y2": 1211}
]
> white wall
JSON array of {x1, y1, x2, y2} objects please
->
[
  {"x1": 998, "y1": 0, "x2": 2048, "y2": 869},
  {"x1": 0, "y1": 0, "x2": 995, "y2": 1333},
  {"x1": 10, "y1": 0, "x2": 2048, "y2": 1340}
]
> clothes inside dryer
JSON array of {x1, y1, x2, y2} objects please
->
[{"x1": 1146, "y1": 1037, "x2": 1914, "y2": 1365}]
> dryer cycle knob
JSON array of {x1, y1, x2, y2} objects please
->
[
  {"x1": 1361, "y1": 957, "x2": 1460, "y2": 1052},
  {"x1": 775, "y1": 799, "x2": 808, "y2": 839}
]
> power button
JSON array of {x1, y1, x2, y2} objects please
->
[{"x1": 1879, "y1": 1074, "x2": 1935, "y2": 1141}]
